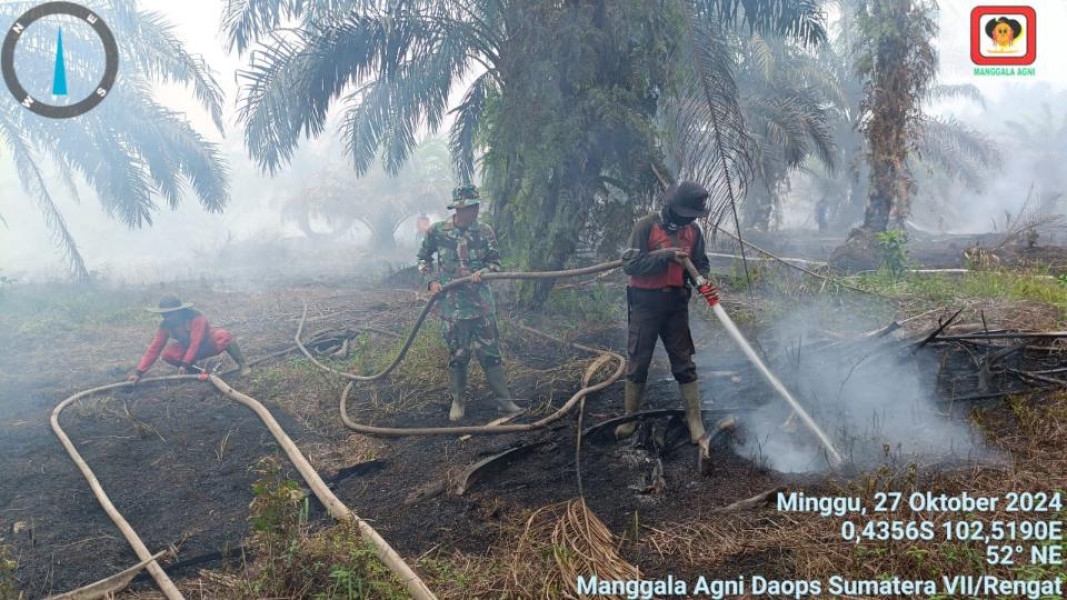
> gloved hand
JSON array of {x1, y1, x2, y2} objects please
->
[
  {"x1": 177, "y1": 366, "x2": 188, "y2": 375},
  {"x1": 650, "y1": 248, "x2": 689, "y2": 264},
  {"x1": 698, "y1": 283, "x2": 720, "y2": 303},
  {"x1": 126, "y1": 373, "x2": 141, "y2": 385},
  {"x1": 671, "y1": 249, "x2": 690, "y2": 265}
]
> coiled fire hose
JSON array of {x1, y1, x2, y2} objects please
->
[{"x1": 290, "y1": 262, "x2": 631, "y2": 436}]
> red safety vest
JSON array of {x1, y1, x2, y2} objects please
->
[{"x1": 628, "y1": 223, "x2": 698, "y2": 289}]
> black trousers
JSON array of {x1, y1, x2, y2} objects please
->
[{"x1": 626, "y1": 286, "x2": 697, "y2": 384}]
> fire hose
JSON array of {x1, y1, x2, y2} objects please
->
[
  {"x1": 50, "y1": 257, "x2": 841, "y2": 599},
  {"x1": 50, "y1": 373, "x2": 437, "y2": 600},
  {"x1": 307, "y1": 260, "x2": 839, "y2": 461},
  {"x1": 680, "y1": 257, "x2": 844, "y2": 465},
  {"x1": 289, "y1": 263, "x2": 631, "y2": 436}
]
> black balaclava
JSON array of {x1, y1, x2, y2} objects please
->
[{"x1": 662, "y1": 206, "x2": 697, "y2": 232}]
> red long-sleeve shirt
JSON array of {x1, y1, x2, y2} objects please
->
[{"x1": 136, "y1": 314, "x2": 211, "y2": 373}]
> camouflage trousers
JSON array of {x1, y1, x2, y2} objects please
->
[{"x1": 443, "y1": 316, "x2": 503, "y2": 370}]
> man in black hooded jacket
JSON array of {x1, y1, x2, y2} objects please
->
[{"x1": 616, "y1": 181, "x2": 718, "y2": 446}]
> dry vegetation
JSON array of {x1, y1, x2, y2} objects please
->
[{"x1": 4, "y1": 262, "x2": 1067, "y2": 600}]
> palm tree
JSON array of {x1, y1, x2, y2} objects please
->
[
  {"x1": 806, "y1": 0, "x2": 997, "y2": 232},
  {"x1": 732, "y1": 32, "x2": 837, "y2": 230},
  {"x1": 281, "y1": 137, "x2": 452, "y2": 249},
  {"x1": 229, "y1": 0, "x2": 824, "y2": 300},
  {"x1": 0, "y1": 0, "x2": 229, "y2": 283},
  {"x1": 1005, "y1": 102, "x2": 1067, "y2": 200}
]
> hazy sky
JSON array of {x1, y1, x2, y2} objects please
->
[{"x1": 0, "y1": 0, "x2": 1064, "y2": 279}]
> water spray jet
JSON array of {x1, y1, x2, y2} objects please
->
[{"x1": 681, "y1": 258, "x2": 844, "y2": 466}]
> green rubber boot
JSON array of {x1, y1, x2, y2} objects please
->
[
  {"x1": 614, "y1": 381, "x2": 645, "y2": 440},
  {"x1": 449, "y1": 365, "x2": 468, "y2": 422},
  {"x1": 485, "y1": 364, "x2": 522, "y2": 414},
  {"x1": 226, "y1": 341, "x2": 251, "y2": 376},
  {"x1": 680, "y1": 381, "x2": 707, "y2": 443}
]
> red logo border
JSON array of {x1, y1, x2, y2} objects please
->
[{"x1": 971, "y1": 6, "x2": 1037, "y2": 65}]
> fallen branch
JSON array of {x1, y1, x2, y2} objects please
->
[
  {"x1": 705, "y1": 251, "x2": 827, "y2": 266},
  {"x1": 934, "y1": 331, "x2": 1067, "y2": 342},
  {"x1": 941, "y1": 390, "x2": 1035, "y2": 403},
  {"x1": 1006, "y1": 368, "x2": 1067, "y2": 388},
  {"x1": 454, "y1": 441, "x2": 550, "y2": 496},
  {"x1": 713, "y1": 486, "x2": 787, "y2": 513},
  {"x1": 912, "y1": 308, "x2": 965, "y2": 352},
  {"x1": 582, "y1": 408, "x2": 752, "y2": 441},
  {"x1": 706, "y1": 224, "x2": 877, "y2": 296},
  {"x1": 45, "y1": 549, "x2": 172, "y2": 600},
  {"x1": 405, "y1": 480, "x2": 449, "y2": 506}
]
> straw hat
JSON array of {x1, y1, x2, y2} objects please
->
[{"x1": 145, "y1": 294, "x2": 194, "y2": 314}]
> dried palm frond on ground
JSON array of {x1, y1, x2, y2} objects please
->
[{"x1": 504, "y1": 498, "x2": 638, "y2": 599}]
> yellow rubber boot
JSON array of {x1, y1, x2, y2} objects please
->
[
  {"x1": 485, "y1": 364, "x2": 522, "y2": 414},
  {"x1": 614, "y1": 381, "x2": 645, "y2": 440},
  {"x1": 449, "y1": 366, "x2": 467, "y2": 422},
  {"x1": 680, "y1": 381, "x2": 707, "y2": 443}
]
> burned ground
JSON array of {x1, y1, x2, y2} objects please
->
[{"x1": 0, "y1": 260, "x2": 1065, "y2": 599}]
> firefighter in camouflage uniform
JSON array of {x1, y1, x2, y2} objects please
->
[{"x1": 417, "y1": 185, "x2": 523, "y2": 421}]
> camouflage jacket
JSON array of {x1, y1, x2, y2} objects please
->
[{"x1": 416, "y1": 219, "x2": 503, "y2": 320}]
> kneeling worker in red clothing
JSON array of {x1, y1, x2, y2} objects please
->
[{"x1": 127, "y1": 294, "x2": 250, "y2": 383}]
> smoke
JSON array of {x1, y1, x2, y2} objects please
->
[{"x1": 694, "y1": 302, "x2": 994, "y2": 473}]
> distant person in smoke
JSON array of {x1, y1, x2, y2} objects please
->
[
  {"x1": 816, "y1": 198, "x2": 830, "y2": 232},
  {"x1": 417, "y1": 185, "x2": 522, "y2": 421},
  {"x1": 127, "y1": 295, "x2": 249, "y2": 383},
  {"x1": 617, "y1": 181, "x2": 717, "y2": 446}
]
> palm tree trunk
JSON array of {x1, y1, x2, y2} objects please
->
[{"x1": 863, "y1": 162, "x2": 894, "y2": 232}]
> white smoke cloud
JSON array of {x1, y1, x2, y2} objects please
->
[{"x1": 694, "y1": 303, "x2": 995, "y2": 473}]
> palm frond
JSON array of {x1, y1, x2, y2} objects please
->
[
  {"x1": 668, "y1": 13, "x2": 753, "y2": 228},
  {"x1": 0, "y1": 111, "x2": 90, "y2": 282},
  {"x1": 671, "y1": 7, "x2": 754, "y2": 278},
  {"x1": 913, "y1": 116, "x2": 999, "y2": 190},
  {"x1": 237, "y1": 13, "x2": 405, "y2": 173},
  {"x1": 223, "y1": 0, "x2": 304, "y2": 54},
  {"x1": 749, "y1": 33, "x2": 775, "y2": 81},
  {"x1": 695, "y1": 0, "x2": 826, "y2": 46},
  {"x1": 117, "y1": 9, "x2": 227, "y2": 132},
  {"x1": 240, "y1": 9, "x2": 476, "y2": 175},
  {"x1": 116, "y1": 89, "x2": 231, "y2": 212},
  {"x1": 925, "y1": 83, "x2": 986, "y2": 108},
  {"x1": 448, "y1": 72, "x2": 494, "y2": 184}
]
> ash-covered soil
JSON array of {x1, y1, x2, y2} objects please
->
[{"x1": 0, "y1": 273, "x2": 1009, "y2": 597}]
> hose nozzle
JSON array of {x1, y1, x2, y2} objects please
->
[{"x1": 682, "y1": 258, "x2": 719, "y2": 306}]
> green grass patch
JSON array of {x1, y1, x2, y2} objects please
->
[
  {"x1": 207, "y1": 457, "x2": 412, "y2": 599},
  {"x1": 0, "y1": 282, "x2": 155, "y2": 337},
  {"x1": 855, "y1": 269, "x2": 1067, "y2": 313},
  {"x1": 0, "y1": 544, "x2": 17, "y2": 600},
  {"x1": 541, "y1": 284, "x2": 624, "y2": 325}
]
